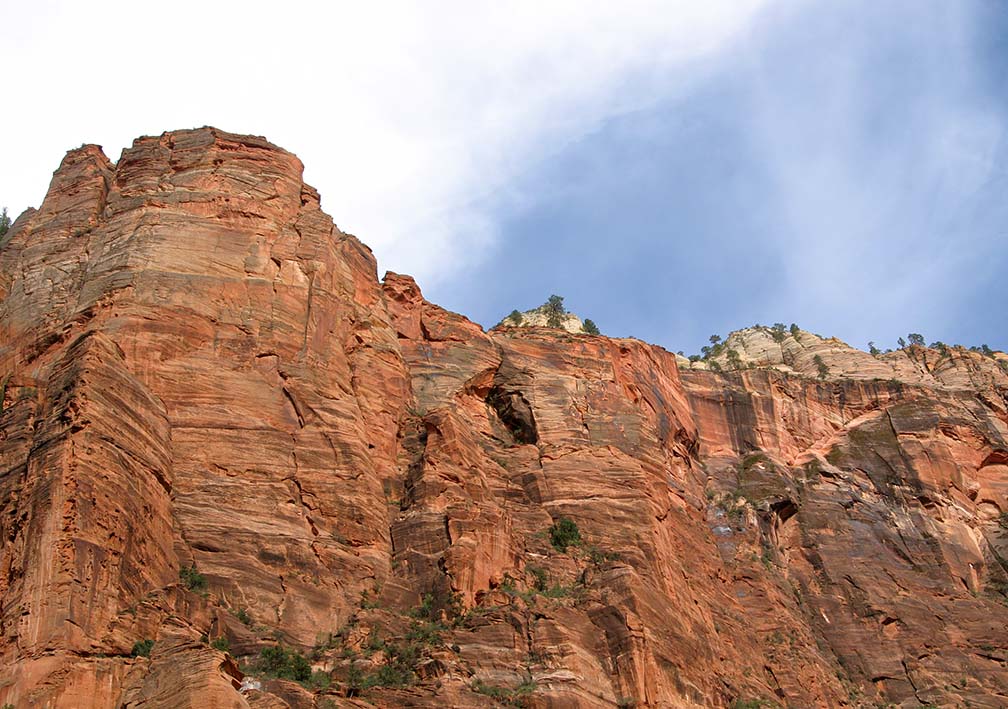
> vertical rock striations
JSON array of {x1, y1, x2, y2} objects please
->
[{"x1": 0, "y1": 129, "x2": 1005, "y2": 707}]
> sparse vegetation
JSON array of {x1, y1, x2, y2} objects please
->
[
  {"x1": 868, "y1": 341, "x2": 880, "y2": 356},
  {"x1": 0, "y1": 207, "x2": 10, "y2": 237},
  {"x1": 179, "y1": 564, "x2": 207, "y2": 592},
  {"x1": 233, "y1": 607, "x2": 252, "y2": 626},
  {"x1": 411, "y1": 588, "x2": 463, "y2": 625},
  {"x1": 131, "y1": 639, "x2": 154, "y2": 658},
  {"x1": 726, "y1": 348, "x2": 743, "y2": 370},
  {"x1": 741, "y1": 451, "x2": 773, "y2": 472},
  {"x1": 789, "y1": 323, "x2": 800, "y2": 339},
  {"x1": 252, "y1": 644, "x2": 312, "y2": 682},
  {"x1": 907, "y1": 333, "x2": 925, "y2": 347},
  {"x1": 812, "y1": 354, "x2": 828, "y2": 380},
  {"x1": 527, "y1": 565, "x2": 549, "y2": 592},
  {"x1": 582, "y1": 318, "x2": 600, "y2": 335},
  {"x1": 542, "y1": 295, "x2": 566, "y2": 328},
  {"x1": 730, "y1": 699, "x2": 771, "y2": 709},
  {"x1": 548, "y1": 517, "x2": 582, "y2": 551},
  {"x1": 472, "y1": 677, "x2": 536, "y2": 706},
  {"x1": 583, "y1": 544, "x2": 620, "y2": 566},
  {"x1": 770, "y1": 323, "x2": 787, "y2": 342},
  {"x1": 210, "y1": 636, "x2": 230, "y2": 652},
  {"x1": 508, "y1": 309, "x2": 523, "y2": 325}
]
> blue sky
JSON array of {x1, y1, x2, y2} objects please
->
[
  {"x1": 2, "y1": 2, "x2": 1006, "y2": 355},
  {"x1": 428, "y1": 2, "x2": 1008, "y2": 355}
]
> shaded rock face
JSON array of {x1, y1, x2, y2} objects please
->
[{"x1": 0, "y1": 129, "x2": 1005, "y2": 709}]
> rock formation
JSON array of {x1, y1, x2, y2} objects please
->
[
  {"x1": 494, "y1": 298, "x2": 586, "y2": 334},
  {"x1": 0, "y1": 128, "x2": 1005, "y2": 708}
]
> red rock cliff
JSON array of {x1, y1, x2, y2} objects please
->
[{"x1": 0, "y1": 129, "x2": 1005, "y2": 708}]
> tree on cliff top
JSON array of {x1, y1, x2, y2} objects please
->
[
  {"x1": 582, "y1": 319, "x2": 600, "y2": 335},
  {"x1": 542, "y1": 295, "x2": 566, "y2": 328},
  {"x1": 0, "y1": 208, "x2": 11, "y2": 237}
]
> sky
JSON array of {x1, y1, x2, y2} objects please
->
[{"x1": 2, "y1": 1, "x2": 1006, "y2": 355}]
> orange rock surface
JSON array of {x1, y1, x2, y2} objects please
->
[{"x1": 0, "y1": 128, "x2": 1005, "y2": 708}]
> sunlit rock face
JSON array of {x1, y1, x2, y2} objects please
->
[{"x1": 0, "y1": 128, "x2": 1005, "y2": 708}]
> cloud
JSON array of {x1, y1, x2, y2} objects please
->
[
  {"x1": 739, "y1": 1, "x2": 1007, "y2": 345},
  {"x1": 1, "y1": 1, "x2": 768, "y2": 286},
  {"x1": 420, "y1": 0, "x2": 1008, "y2": 354}
]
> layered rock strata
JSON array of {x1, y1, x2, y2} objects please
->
[{"x1": 0, "y1": 128, "x2": 1005, "y2": 708}]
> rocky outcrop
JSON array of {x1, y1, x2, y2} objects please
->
[
  {"x1": 678, "y1": 326, "x2": 1008, "y2": 391},
  {"x1": 494, "y1": 302, "x2": 586, "y2": 333},
  {"x1": 0, "y1": 129, "x2": 1006, "y2": 708}
]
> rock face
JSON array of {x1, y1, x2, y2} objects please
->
[
  {"x1": 495, "y1": 302, "x2": 586, "y2": 333},
  {"x1": 0, "y1": 129, "x2": 1006, "y2": 708}
]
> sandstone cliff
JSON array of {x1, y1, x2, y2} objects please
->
[{"x1": 0, "y1": 128, "x2": 1005, "y2": 708}]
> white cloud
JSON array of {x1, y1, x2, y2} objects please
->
[
  {"x1": 736, "y1": 2, "x2": 1005, "y2": 342},
  {"x1": 1, "y1": 0, "x2": 767, "y2": 285}
]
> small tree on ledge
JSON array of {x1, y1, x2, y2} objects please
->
[
  {"x1": 543, "y1": 295, "x2": 566, "y2": 328},
  {"x1": 582, "y1": 319, "x2": 600, "y2": 335},
  {"x1": 813, "y1": 354, "x2": 829, "y2": 380}
]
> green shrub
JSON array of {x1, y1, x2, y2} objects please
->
[
  {"x1": 508, "y1": 309, "x2": 523, "y2": 326},
  {"x1": 0, "y1": 207, "x2": 10, "y2": 237},
  {"x1": 582, "y1": 319, "x2": 600, "y2": 335},
  {"x1": 233, "y1": 607, "x2": 252, "y2": 626},
  {"x1": 472, "y1": 678, "x2": 536, "y2": 704},
  {"x1": 309, "y1": 669, "x2": 331, "y2": 690},
  {"x1": 527, "y1": 566, "x2": 549, "y2": 592},
  {"x1": 740, "y1": 451, "x2": 772, "y2": 471},
  {"x1": 255, "y1": 644, "x2": 312, "y2": 682},
  {"x1": 210, "y1": 636, "x2": 230, "y2": 652},
  {"x1": 789, "y1": 323, "x2": 800, "y2": 339},
  {"x1": 361, "y1": 640, "x2": 419, "y2": 688},
  {"x1": 730, "y1": 699, "x2": 770, "y2": 709},
  {"x1": 542, "y1": 295, "x2": 566, "y2": 328},
  {"x1": 812, "y1": 354, "x2": 828, "y2": 380},
  {"x1": 584, "y1": 544, "x2": 620, "y2": 565},
  {"x1": 179, "y1": 564, "x2": 207, "y2": 592},
  {"x1": 548, "y1": 518, "x2": 582, "y2": 552},
  {"x1": 770, "y1": 323, "x2": 787, "y2": 342},
  {"x1": 726, "y1": 349, "x2": 743, "y2": 370},
  {"x1": 131, "y1": 639, "x2": 154, "y2": 658},
  {"x1": 411, "y1": 588, "x2": 463, "y2": 625}
]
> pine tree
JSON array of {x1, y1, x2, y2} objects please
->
[{"x1": 542, "y1": 295, "x2": 566, "y2": 328}]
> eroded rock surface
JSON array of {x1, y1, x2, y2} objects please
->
[{"x1": 0, "y1": 129, "x2": 1005, "y2": 708}]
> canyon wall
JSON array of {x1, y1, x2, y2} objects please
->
[{"x1": 0, "y1": 129, "x2": 1005, "y2": 708}]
